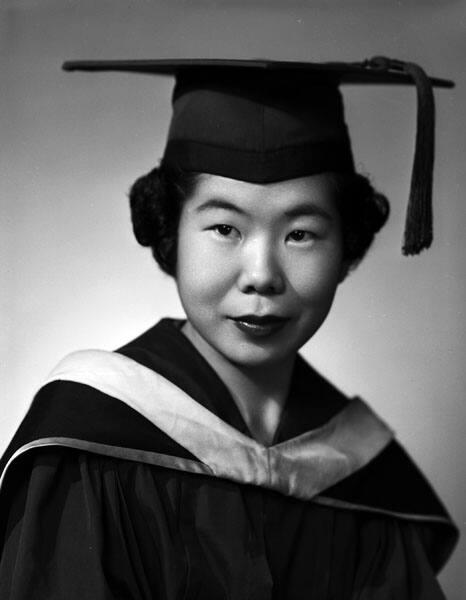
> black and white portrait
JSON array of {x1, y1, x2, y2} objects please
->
[{"x1": 1, "y1": 1, "x2": 465, "y2": 598}]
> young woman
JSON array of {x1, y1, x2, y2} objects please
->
[{"x1": 0, "y1": 58, "x2": 458, "y2": 599}]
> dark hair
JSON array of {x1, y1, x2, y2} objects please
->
[
  {"x1": 329, "y1": 172, "x2": 390, "y2": 271},
  {"x1": 129, "y1": 165, "x2": 389, "y2": 277}
]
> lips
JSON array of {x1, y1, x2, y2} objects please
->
[
  {"x1": 231, "y1": 314, "x2": 287, "y2": 325},
  {"x1": 229, "y1": 314, "x2": 289, "y2": 337}
]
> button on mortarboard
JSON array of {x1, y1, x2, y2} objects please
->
[{"x1": 62, "y1": 57, "x2": 454, "y2": 255}]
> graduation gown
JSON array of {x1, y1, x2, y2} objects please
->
[{"x1": 0, "y1": 319, "x2": 458, "y2": 599}]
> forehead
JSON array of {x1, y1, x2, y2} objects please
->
[{"x1": 186, "y1": 173, "x2": 339, "y2": 219}]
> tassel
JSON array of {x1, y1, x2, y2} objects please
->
[{"x1": 365, "y1": 57, "x2": 435, "y2": 255}]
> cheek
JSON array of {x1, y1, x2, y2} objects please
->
[
  {"x1": 290, "y1": 248, "x2": 343, "y2": 310},
  {"x1": 176, "y1": 228, "x2": 234, "y2": 309}
]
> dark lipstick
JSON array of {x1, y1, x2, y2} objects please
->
[{"x1": 230, "y1": 314, "x2": 289, "y2": 337}]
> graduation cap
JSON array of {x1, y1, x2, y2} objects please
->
[{"x1": 62, "y1": 57, "x2": 454, "y2": 255}]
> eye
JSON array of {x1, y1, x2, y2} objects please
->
[
  {"x1": 286, "y1": 230, "x2": 315, "y2": 243},
  {"x1": 210, "y1": 224, "x2": 240, "y2": 239},
  {"x1": 214, "y1": 224, "x2": 233, "y2": 236}
]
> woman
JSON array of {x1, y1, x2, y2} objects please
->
[{"x1": 0, "y1": 57, "x2": 458, "y2": 599}]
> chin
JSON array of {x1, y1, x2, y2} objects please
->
[
  {"x1": 226, "y1": 347, "x2": 286, "y2": 369},
  {"x1": 212, "y1": 333, "x2": 304, "y2": 370}
]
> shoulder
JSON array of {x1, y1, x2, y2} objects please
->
[
  {"x1": 0, "y1": 348, "x2": 198, "y2": 493},
  {"x1": 294, "y1": 357, "x2": 459, "y2": 572},
  {"x1": 315, "y1": 437, "x2": 459, "y2": 573}
]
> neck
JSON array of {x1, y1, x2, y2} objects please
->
[{"x1": 181, "y1": 321, "x2": 295, "y2": 446}]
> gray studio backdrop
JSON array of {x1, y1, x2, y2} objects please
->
[{"x1": 1, "y1": 1, "x2": 465, "y2": 597}]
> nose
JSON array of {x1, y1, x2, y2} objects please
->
[{"x1": 237, "y1": 236, "x2": 285, "y2": 295}]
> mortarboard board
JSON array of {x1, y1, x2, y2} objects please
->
[{"x1": 62, "y1": 57, "x2": 454, "y2": 255}]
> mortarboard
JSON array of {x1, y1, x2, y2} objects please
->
[{"x1": 62, "y1": 57, "x2": 454, "y2": 255}]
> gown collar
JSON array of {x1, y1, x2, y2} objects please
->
[
  {"x1": 118, "y1": 318, "x2": 350, "y2": 445},
  {"x1": 36, "y1": 344, "x2": 394, "y2": 500}
]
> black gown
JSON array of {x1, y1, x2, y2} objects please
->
[{"x1": 0, "y1": 319, "x2": 458, "y2": 599}]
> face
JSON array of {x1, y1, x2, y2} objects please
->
[{"x1": 176, "y1": 173, "x2": 345, "y2": 370}]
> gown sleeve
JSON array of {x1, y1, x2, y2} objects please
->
[
  {"x1": 0, "y1": 448, "x2": 187, "y2": 600},
  {"x1": 0, "y1": 447, "x2": 452, "y2": 600},
  {"x1": 265, "y1": 493, "x2": 449, "y2": 599},
  {"x1": 347, "y1": 512, "x2": 447, "y2": 599}
]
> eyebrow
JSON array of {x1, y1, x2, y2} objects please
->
[
  {"x1": 195, "y1": 198, "x2": 246, "y2": 215},
  {"x1": 195, "y1": 198, "x2": 333, "y2": 221},
  {"x1": 284, "y1": 203, "x2": 333, "y2": 221}
]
